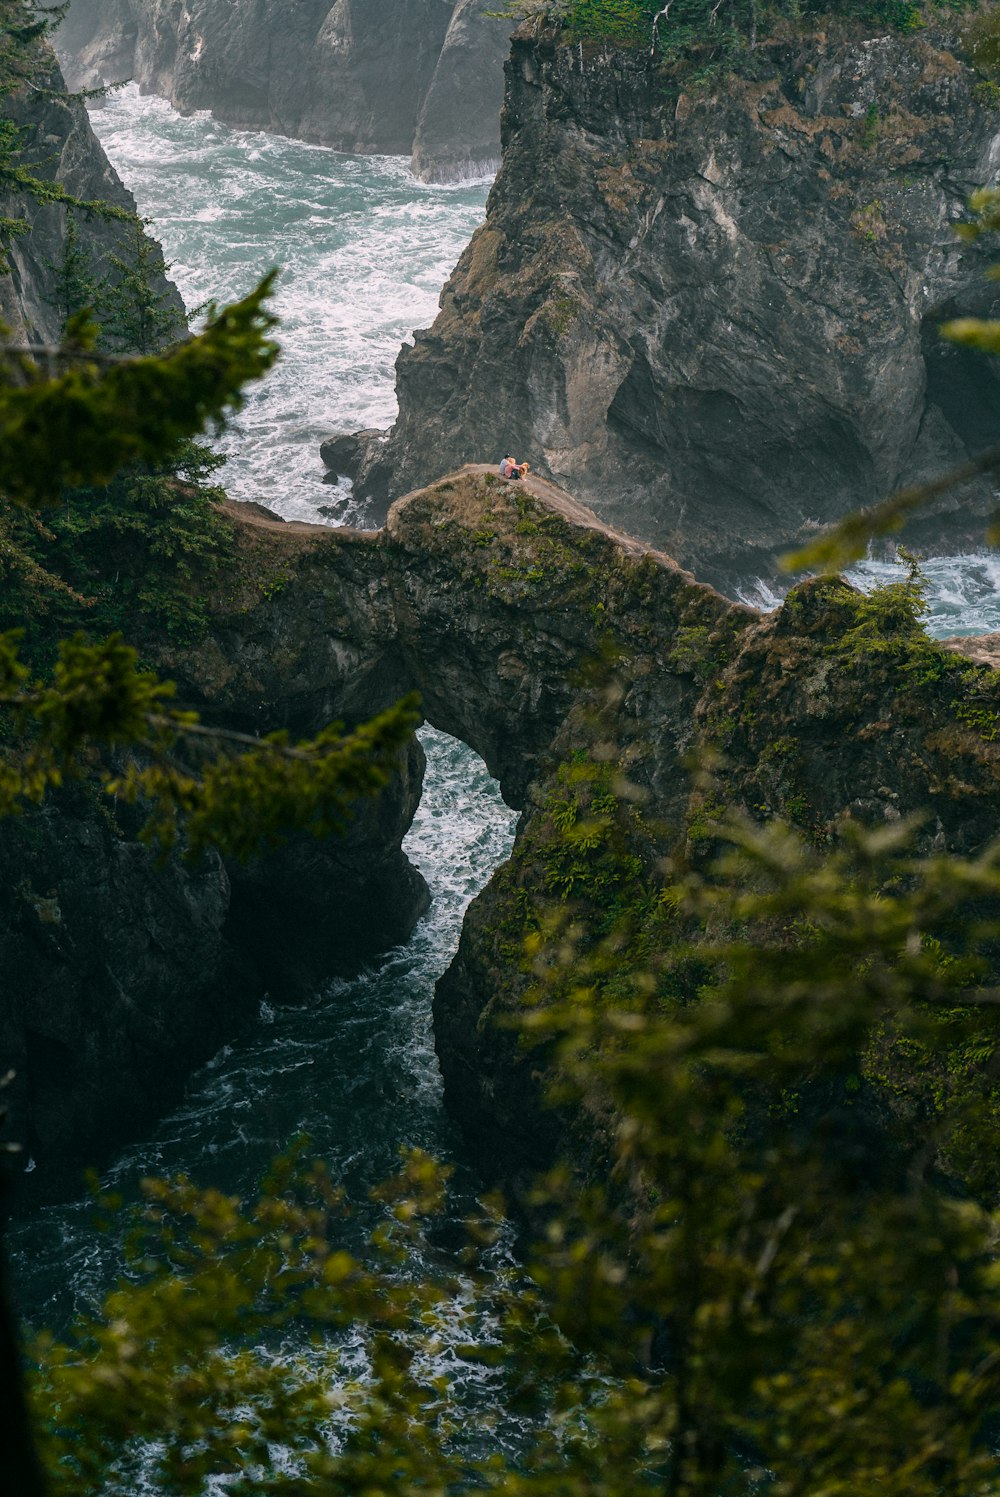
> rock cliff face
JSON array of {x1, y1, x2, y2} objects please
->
[
  {"x1": 168, "y1": 469, "x2": 1000, "y2": 1191},
  {"x1": 6, "y1": 447, "x2": 995, "y2": 1198},
  {"x1": 1, "y1": 751, "x2": 429, "y2": 1202},
  {"x1": 0, "y1": 54, "x2": 181, "y2": 344},
  {"x1": 57, "y1": 0, "x2": 509, "y2": 181},
  {"x1": 338, "y1": 25, "x2": 1000, "y2": 589}
]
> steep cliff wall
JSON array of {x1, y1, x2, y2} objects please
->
[
  {"x1": 57, "y1": 0, "x2": 509, "y2": 181},
  {"x1": 165, "y1": 469, "x2": 1000, "y2": 1192},
  {"x1": 338, "y1": 25, "x2": 1000, "y2": 589},
  {"x1": 0, "y1": 54, "x2": 181, "y2": 344},
  {"x1": 1, "y1": 746, "x2": 429, "y2": 1203}
]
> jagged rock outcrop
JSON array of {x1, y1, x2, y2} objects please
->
[
  {"x1": 165, "y1": 467, "x2": 1000, "y2": 1190},
  {"x1": 0, "y1": 54, "x2": 181, "y2": 344},
  {"x1": 411, "y1": 0, "x2": 507, "y2": 182},
  {"x1": 57, "y1": 0, "x2": 509, "y2": 181},
  {"x1": 1, "y1": 744, "x2": 429, "y2": 1202},
  {"x1": 336, "y1": 25, "x2": 1000, "y2": 589},
  {"x1": 0, "y1": 793, "x2": 244, "y2": 1194}
]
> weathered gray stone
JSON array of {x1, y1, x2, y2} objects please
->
[
  {"x1": 412, "y1": 0, "x2": 505, "y2": 182},
  {"x1": 346, "y1": 26, "x2": 1000, "y2": 590},
  {"x1": 320, "y1": 430, "x2": 381, "y2": 480},
  {"x1": 0, "y1": 57, "x2": 181, "y2": 345}
]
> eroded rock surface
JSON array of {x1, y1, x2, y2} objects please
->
[
  {"x1": 168, "y1": 468, "x2": 1000, "y2": 1191},
  {"x1": 340, "y1": 26, "x2": 1000, "y2": 589},
  {"x1": 0, "y1": 794, "x2": 245, "y2": 1194},
  {"x1": 58, "y1": 0, "x2": 508, "y2": 181},
  {"x1": 1, "y1": 733, "x2": 428, "y2": 1203}
]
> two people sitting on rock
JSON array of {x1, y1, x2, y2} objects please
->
[{"x1": 499, "y1": 455, "x2": 530, "y2": 480}]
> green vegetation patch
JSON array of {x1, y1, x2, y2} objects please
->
[
  {"x1": 500, "y1": 0, "x2": 972, "y2": 87},
  {"x1": 0, "y1": 441, "x2": 237, "y2": 662}
]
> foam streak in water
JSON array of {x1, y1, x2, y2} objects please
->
[{"x1": 87, "y1": 86, "x2": 489, "y2": 523}]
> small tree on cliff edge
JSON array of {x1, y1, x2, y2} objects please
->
[
  {"x1": 100, "y1": 214, "x2": 184, "y2": 354},
  {"x1": 43, "y1": 211, "x2": 100, "y2": 335}
]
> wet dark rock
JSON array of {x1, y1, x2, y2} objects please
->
[
  {"x1": 411, "y1": 0, "x2": 505, "y2": 182},
  {"x1": 1, "y1": 741, "x2": 429, "y2": 1204},
  {"x1": 0, "y1": 790, "x2": 248, "y2": 1201},
  {"x1": 58, "y1": 0, "x2": 509, "y2": 182},
  {"x1": 319, "y1": 430, "x2": 381, "y2": 481},
  {"x1": 223, "y1": 735, "x2": 431, "y2": 996},
  {"x1": 347, "y1": 26, "x2": 1000, "y2": 591}
]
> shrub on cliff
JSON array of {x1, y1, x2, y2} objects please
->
[
  {"x1": 501, "y1": 0, "x2": 971, "y2": 62},
  {"x1": 0, "y1": 439, "x2": 235, "y2": 655}
]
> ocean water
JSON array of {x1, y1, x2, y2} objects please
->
[
  {"x1": 88, "y1": 85, "x2": 490, "y2": 523},
  {"x1": 8, "y1": 727, "x2": 522, "y2": 1447}
]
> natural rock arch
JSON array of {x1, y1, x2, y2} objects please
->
[
  {"x1": 175, "y1": 466, "x2": 742, "y2": 810},
  {"x1": 174, "y1": 467, "x2": 1000, "y2": 1186},
  {"x1": 7, "y1": 465, "x2": 1000, "y2": 1200}
]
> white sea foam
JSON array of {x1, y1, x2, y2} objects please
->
[
  {"x1": 87, "y1": 86, "x2": 489, "y2": 524},
  {"x1": 738, "y1": 550, "x2": 1000, "y2": 640}
]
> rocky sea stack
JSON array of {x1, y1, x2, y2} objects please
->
[
  {"x1": 333, "y1": 22, "x2": 1000, "y2": 590},
  {"x1": 170, "y1": 470, "x2": 1000, "y2": 1193}
]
